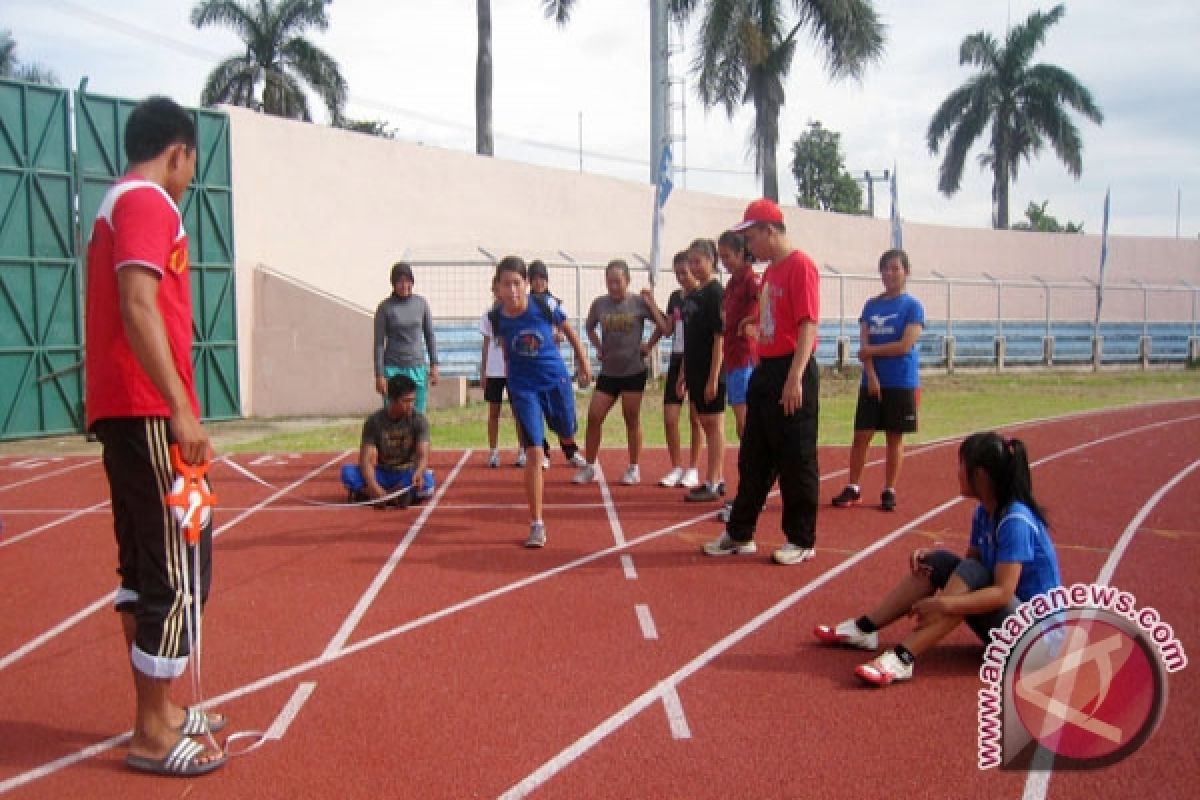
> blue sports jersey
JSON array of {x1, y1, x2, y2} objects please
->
[
  {"x1": 969, "y1": 501, "x2": 1062, "y2": 602},
  {"x1": 859, "y1": 293, "x2": 924, "y2": 389},
  {"x1": 493, "y1": 295, "x2": 571, "y2": 393}
]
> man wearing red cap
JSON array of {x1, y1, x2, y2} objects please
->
[{"x1": 703, "y1": 198, "x2": 821, "y2": 565}]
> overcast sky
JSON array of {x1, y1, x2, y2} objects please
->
[{"x1": 7, "y1": 0, "x2": 1199, "y2": 238}]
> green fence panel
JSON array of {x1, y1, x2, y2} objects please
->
[
  {"x1": 0, "y1": 79, "x2": 81, "y2": 439},
  {"x1": 75, "y1": 92, "x2": 241, "y2": 427}
]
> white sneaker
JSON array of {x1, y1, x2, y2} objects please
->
[
  {"x1": 569, "y1": 452, "x2": 588, "y2": 468},
  {"x1": 856, "y1": 649, "x2": 914, "y2": 686},
  {"x1": 679, "y1": 468, "x2": 700, "y2": 489},
  {"x1": 621, "y1": 465, "x2": 641, "y2": 485},
  {"x1": 772, "y1": 543, "x2": 816, "y2": 565},
  {"x1": 658, "y1": 467, "x2": 684, "y2": 488},
  {"x1": 525, "y1": 521, "x2": 547, "y2": 548},
  {"x1": 814, "y1": 618, "x2": 879, "y2": 651},
  {"x1": 515, "y1": 450, "x2": 527, "y2": 467},
  {"x1": 487, "y1": 450, "x2": 500, "y2": 469},
  {"x1": 572, "y1": 464, "x2": 597, "y2": 484},
  {"x1": 542, "y1": 455, "x2": 551, "y2": 470},
  {"x1": 702, "y1": 532, "x2": 757, "y2": 556}
]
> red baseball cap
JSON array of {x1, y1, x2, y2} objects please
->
[{"x1": 731, "y1": 198, "x2": 784, "y2": 232}]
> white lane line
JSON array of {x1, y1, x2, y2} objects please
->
[
  {"x1": 265, "y1": 681, "x2": 317, "y2": 741},
  {"x1": 1021, "y1": 456, "x2": 1200, "y2": 800},
  {"x1": 7, "y1": 413, "x2": 1194, "y2": 793},
  {"x1": 497, "y1": 416, "x2": 1200, "y2": 799},
  {"x1": 635, "y1": 604, "x2": 658, "y2": 641},
  {"x1": 595, "y1": 466, "x2": 626, "y2": 547},
  {"x1": 660, "y1": 685, "x2": 692, "y2": 740},
  {"x1": 0, "y1": 458, "x2": 98, "y2": 494},
  {"x1": 0, "y1": 451, "x2": 353, "y2": 674},
  {"x1": 321, "y1": 450, "x2": 472, "y2": 659},
  {"x1": 0, "y1": 500, "x2": 110, "y2": 549},
  {"x1": 620, "y1": 554, "x2": 638, "y2": 580}
]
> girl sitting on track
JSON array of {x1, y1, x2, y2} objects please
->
[
  {"x1": 573, "y1": 259, "x2": 667, "y2": 486},
  {"x1": 642, "y1": 251, "x2": 704, "y2": 489},
  {"x1": 814, "y1": 431, "x2": 1062, "y2": 686},
  {"x1": 490, "y1": 256, "x2": 592, "y2": 548}
]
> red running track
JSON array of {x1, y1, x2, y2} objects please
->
[{"x1": 0, "y1": 401, "x2": 1197, "y2": 799}]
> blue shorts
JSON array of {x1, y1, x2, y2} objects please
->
[
  {"x1": 341, "y1": 464, "x2": 436, "y2": 500},
  {"x1": 725, "y1": 365, "x2": 754, "y2": 406},
  {"x1": 510, "y1": 378, "x2": 577, "y2": 448},
  {"x1": 384, "y1": 365, "x2": 430, "y2": 414}
]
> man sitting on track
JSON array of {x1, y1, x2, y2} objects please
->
[{"x1": 341, "y1": 374, "x2": 435, "y2": 508}]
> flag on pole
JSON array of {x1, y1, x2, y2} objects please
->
[
  {"x1": 649, "y1": 142, "x2": 673, "y2": 286},
  {"x1": 1094, "y1": 187, "x2": 1111, "y2": 330},
  {"x1": 889, "y1": 164, "x2": 902, "y2": 249}
]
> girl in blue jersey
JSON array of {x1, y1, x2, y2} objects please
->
[
  {"x1": 832, "y1": 249, "x2": 925, "y2": 512},
  {"x1": 491, "y1": 256, "x2": 592, "y2": 548},
  {"x1": 815, "y1": 431, "x2": 1062, "y2": 686}
]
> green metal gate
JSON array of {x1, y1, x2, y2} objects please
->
[
  {"x1": 0, "y1": 80, "x2": 239, "y2": 439},
  {"x1": 0, "y1": 81, "x2": 79, "y2": 438}
]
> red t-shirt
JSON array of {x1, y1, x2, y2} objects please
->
[
  {"x1": 757, "y1": 249, "x2": 820, "y2": 359},
  {"x1": 85, "y1": 178, "x2": 198, "y2": 427},
  {"x1": 722, "y1": 267, "x2": 760, "y2": 369}
]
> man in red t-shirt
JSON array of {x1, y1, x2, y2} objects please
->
[
  {"x1": 85, "y1": 96, "x2": 226, "y2": 776},
  {"x1": 704, "y1": 198, "x2": 822, "y2": 566}
]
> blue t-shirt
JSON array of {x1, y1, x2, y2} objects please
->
[
  {"x1": 969, "y1": 501, "x2": 1062, "y2": 602},
  {"x1": 859, "y1": 293, "x2": 924, "y2": 389},
  {"x1": 493, "y1": 295, "x2": 571, "y2": 393}
]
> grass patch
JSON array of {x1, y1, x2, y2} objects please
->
[{"x1": 228, "y1": 368, "x2": 1200, "y2": 453}]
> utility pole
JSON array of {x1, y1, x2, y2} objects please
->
[{"x1": 858, "y1": 169, "x2": 890, "y2": 216}]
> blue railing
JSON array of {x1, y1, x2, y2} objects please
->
[{"x1": 433, "y1": 319, "x2": 1198, "y2": 380}]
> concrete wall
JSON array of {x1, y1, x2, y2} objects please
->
[{"x1": 227, "y1": 107, "x2": 1200, "y2": 417}]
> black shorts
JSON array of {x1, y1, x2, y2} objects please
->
[
  {"x1": 93, "y1": 416, "x2": 212, "y2": 675},
  {"x1": 685, "y1": 362, "x2": 726, "y2": 415},
  {"x1": 853, "y1": 387, "x2": 919, "y2": 434},
  {"x1": 595, "y1": 369, "x2": 648, "y2": 397},
  {"x1": 483, "y1": 376, "x2": 508, "y2": 404},
  {"x1": 663, "y1": 354, "x2": 685, "y2": 406},
  {"x1": 920, "y1": 549, "x2": 1019, "y2": 642}
]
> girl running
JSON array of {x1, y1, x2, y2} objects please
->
[
  {"x1": 831, "y1": 248, "x2": 925, "y2": 511},
  {"x1": 573, "y1": 259, "x2": 666, "y2": 485},
  {"x1": 814, "y1": 432, "x2": 1062, "y2": 685},
  {"x1": 490, "y1": 256, "x2": 591, "y2": 547}
]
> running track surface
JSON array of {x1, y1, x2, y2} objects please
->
[{"x1": 1, "y1": 401, "x2": 1197, "y2": 799}]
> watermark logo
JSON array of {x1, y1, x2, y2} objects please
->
[{"x1": 978, "y1": 583, "x2": 1186, "y2": 770}]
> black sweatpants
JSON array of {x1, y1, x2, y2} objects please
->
[
  {"x1": 726, "y1": 355, "x2": 820, "y2": 548},
  {"x1": 94, "y1": 417, "x2": 213, "y2": 674}
]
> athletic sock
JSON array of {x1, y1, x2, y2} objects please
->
[
  {"x1": 847, "y1": 484, "x2": 860, "y2": 493},
  {"x1": 893, "y1": 644, "x2": 916, "y2": 665},
  {"x1": 856, "y1": 615, "x2": 879, "y2": 634}
]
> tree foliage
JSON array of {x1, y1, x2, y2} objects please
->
[
  {"x1": 1011, "y1": 200, "x2": 1083, "y2": 233},
  {"x1": 790, "y1": 120, "x2": 861, "y2": 213},
  {"x1": 0, "y1": 30, "x2": 60, "y2": 86},
  {"x1": 190, "y1": 0, "x2": 346, "y2": 122},
  {"x1": 926, "y1": 4, "x2": 1102, "y2": 229}
]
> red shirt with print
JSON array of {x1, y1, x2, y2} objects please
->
[
  {"x1": 85, "y1": 178, "x2": 198, "y2": 427},
  {"x1": 722, "y1": 267, "x2": 760, "y2": 369},
  {"x1": 756, "y1": 249, "x2": 820, "y2": 359}
]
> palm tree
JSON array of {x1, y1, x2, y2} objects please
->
[
  {"x1": 926, "y1": 4, "x2": 1103, "y2": 229},
  {"x1": 475, "y1": 1, "x2": 580, "y2": 157},
  {"x1": 190, "y1": 0, "x2": 346, "y2": 122},
  {"x1": 681, "y1": 0, "x2": 884, "y2": 201}
]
